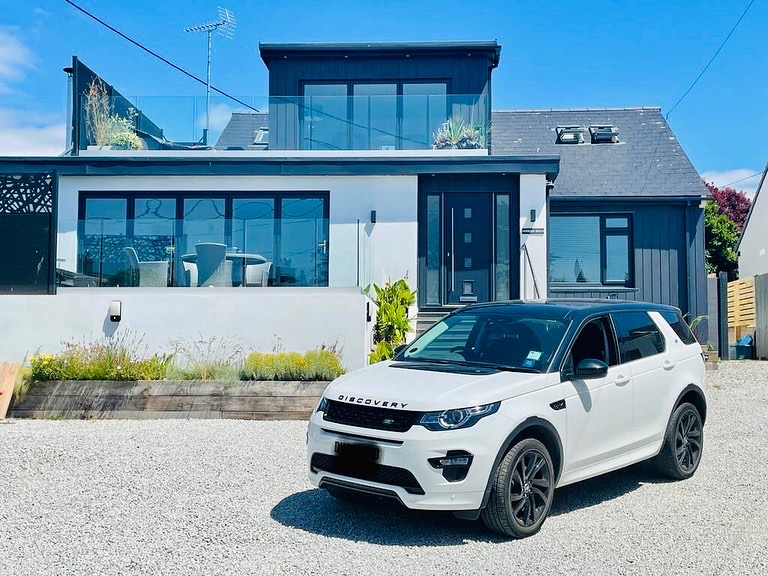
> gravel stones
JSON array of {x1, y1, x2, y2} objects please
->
[{"x1": 1, "y1": 361, "x2": 766, "y2": 575}]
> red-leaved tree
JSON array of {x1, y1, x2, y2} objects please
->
[{"x1": 703, "y1": 181, "x2": 752, "y2": 230}]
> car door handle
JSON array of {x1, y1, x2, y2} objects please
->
[
  {"x1": 663, "y1": 360, "x2": 676, "y2": 371},
  {"x1": 615, "y1": 375, "x2": 630, "y2": 386}
]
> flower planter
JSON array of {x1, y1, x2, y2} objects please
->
[{"x1": 10, "y1": 380, "x2": 330, "y2": 420}]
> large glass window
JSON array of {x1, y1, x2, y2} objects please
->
[
  {"x1": 280, "y1": 197, "x2": 328, "y2": 286},
  {"x1": 303, "y1": 84, "x2": 348, "y2": 150},
  {"x1": 352, "y1": 84, "x2": 397, "y2": 150},
  {"x1": 302, "y1": 81, "x2": 448, "y2": 150},
  {"x1": 549, "y1": 214, "x2": 632, "y2": 286},
  {"x1": 402, "y1": 83, "x2": 447, "y2": 149},
  {"x1": 74, "y1": 193, "x2": 328, "y2": 288},
  {"x1": 80, "y1": 198, "x2": 127, "y2": 286}
]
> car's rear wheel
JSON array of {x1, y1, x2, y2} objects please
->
[
  {"x1": 481, "y1": 438, "x2": 555, "y2": 538},
  {"x1": 654, "y1": 402, "x2": 703, "y2": 479}
]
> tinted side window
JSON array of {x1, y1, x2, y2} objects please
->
[
  {"x1": 612, "y1": 311, "x2": 665, "y2": 362},
  {"x1": 659, "y1": 310, "x2": 698, "y2": 345}
]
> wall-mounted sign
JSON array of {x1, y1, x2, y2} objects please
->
[{"x1": 522, "y1": 227, "x2": 544, "y2": 235}]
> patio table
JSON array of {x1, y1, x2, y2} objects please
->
[{"x1": 181, "y1": 252, "x2": 268, "y2": 286}]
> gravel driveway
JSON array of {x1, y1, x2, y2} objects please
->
[{"x1": 1, "y1": 361, "x2": 767, "y2": 576}]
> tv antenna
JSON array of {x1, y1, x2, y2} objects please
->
[{"x1": 184, "y1": 7, "x2": 236, "y2": 144}]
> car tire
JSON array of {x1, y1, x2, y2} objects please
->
[
  {"x1": 481, "y1": 438, "x2": 555, "y2": 539},
  {"x1": 654, "y1": 402, "x2": 704, "y2": 480}
]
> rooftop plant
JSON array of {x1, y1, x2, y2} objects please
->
[
  {"x1": 84, "y1": 78, "x2": 143, "y2": 150},
  {"x1": 432, "y1": 115, "x2": 487, "y2": 150}
]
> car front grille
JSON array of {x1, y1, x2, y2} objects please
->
[
  {"x1": 311, "y1": 453, "x2": 425, "y2": 494},
  {"x1": 323, "y1": 400, "x2": 421, "y2": 432}
]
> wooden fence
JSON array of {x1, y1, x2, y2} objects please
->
[{"x1": 727, "y1": 277, "x2": 756, "y2": 343}]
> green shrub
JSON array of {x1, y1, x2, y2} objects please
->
[
  {"x1": 241, "y1": 348, "x2": 345, "y2": 381},
  {"x1": 27, "y1": 333, "x2": 171, "y2": 382},
  {"x1": 366, "y1": 278, "x2": 416, "y2": 363}
]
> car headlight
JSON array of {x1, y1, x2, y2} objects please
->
[
  {"x1": 419, "y1": 402, "x2": 500, "y2": 431},
  {"x1": 316, "y1": 396, "x2": 329, "y2": 413}
]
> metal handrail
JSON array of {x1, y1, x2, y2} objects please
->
[{"x1": 521, "y1": 243, "x2": 540, "y2": 299}]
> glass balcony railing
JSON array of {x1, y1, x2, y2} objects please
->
[
  {"x1": 75, "y1": 93, "x2": 489, "y2": 152},
  {"x1": 55, "y1": 218, "x2": 371, "y2": 289}
]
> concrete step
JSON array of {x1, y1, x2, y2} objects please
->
[{"x1": 414, "y1": 311, "x2": 450, "y2": 336}]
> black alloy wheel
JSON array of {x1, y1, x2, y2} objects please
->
[
  {"x1": 654, "y1": 402, "x2": 704, "y2": 480},
  {"x1": 482, "y1": 438, "x2": 555, "y2": 538},
  {"x1": 675, "y1": 408, "x2": 702, "y2": 473}
]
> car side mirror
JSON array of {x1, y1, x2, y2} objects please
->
[
  {"x1": 393, "y1": 344, "x2": 407, "y2": 358},
  {"x1": 574, "y1": 358, "x2": 608, "y2": 379}
]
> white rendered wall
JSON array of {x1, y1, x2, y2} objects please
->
[
  {"x1": 519, "y1": 174, "x2": 548, "y2": 299},
  {"x1": 57, "y1": 175, "x2": 418, "y2": 289},
  {"x1": 0, "y1": 288, "x2": 374, "y2": 370},
  {"x1": 739, "y1": 174, "x2": 768, "y2": 278}
]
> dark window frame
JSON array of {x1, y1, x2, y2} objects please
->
[
  {"x1": 300, "y1": 79, "x2": 450, "y2": 150},
  {"x1": 549, "y1": 213, "x2": 634, "y2": 287},
  {"x1": 77, "y1": 191, "x2": 330, "y2": 287}
]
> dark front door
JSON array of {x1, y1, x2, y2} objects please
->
[{"x1": 444, "y1": 194, "x2": 491, "y2": 304}]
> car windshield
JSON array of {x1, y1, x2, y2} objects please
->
[{"x1": 401, "y1": 309, "x2": 569, "y2": 373}]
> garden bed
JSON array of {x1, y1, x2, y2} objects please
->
[{"x1": 10, "y1": 380, "x2": 330, "y2": 420}]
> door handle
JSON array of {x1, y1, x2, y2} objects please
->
[
  {"x1": 663, "y1": 360, "x2": 676, "y2": 371},
  {"x1": 615, "y1": 375, "x2": 630, "y2": 386}
]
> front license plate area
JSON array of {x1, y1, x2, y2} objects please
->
[{"x1": 334, "y1": 441, "x2": 380, "y2": 475}]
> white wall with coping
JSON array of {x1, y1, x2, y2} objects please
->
[
  {"x1": 518, "y1": 174, "x2": 548, "y2": 299},
  {"x1": 739, "y1": 172, "x2": 768, "y2": 278},
  {"x1": 0, "y1": 288, "x2": 375, "y2": 370},
  {"x1": 57, "y1": 175, "x2": 418, "y2": 289}
]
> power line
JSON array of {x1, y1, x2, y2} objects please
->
[
  {"x1": 62, "y1": 0, "x2": 257, "y2": 112},
  {"x1": 666, "y1": 0, "x2": 755, "y2": 119},
  {"x1": 722, "y1": 170, "x2": 763, "y2": 187}
]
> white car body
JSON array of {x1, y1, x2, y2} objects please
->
[{"x1": 307, "y1": 301, "x2": 706, "y2": 526}]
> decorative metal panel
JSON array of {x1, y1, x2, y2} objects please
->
[{"x1": 0, "y1": 173, "x2": 54, "y2": 214}]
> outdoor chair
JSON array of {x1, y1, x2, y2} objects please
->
[
  {"x1": 183, "y1": 261, "x2": 198, "y2": 287},
  {"x1": 244, "y1": 261, "x2": 272, "y2": 287},
  {"x1": 195, "y1": 243, "x2": 233, "y2": 287},
  {"x1": 123, "y1": 247, "x2": 168, "y2": 287}
]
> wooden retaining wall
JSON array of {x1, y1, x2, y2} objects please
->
[{"x1": 10, "y1": 380, "x2": 330, "y2": 420}]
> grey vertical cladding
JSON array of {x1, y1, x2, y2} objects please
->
[
  {"x1": 755, "y1": 273, "x2": 768, "y2": 360},
  {"x1": 706, "y1": 276, "x2": 720, "y2": 349},
  {"x1": 549, "y1": 200, "x2": 704, "y2": 316},
  {"x1": 686, "y1": 204, "x2": 707, "y2": 322}
]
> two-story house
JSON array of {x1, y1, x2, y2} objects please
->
[{"x1": 0, "y1": 41, "x2": 709, "y2": 368}]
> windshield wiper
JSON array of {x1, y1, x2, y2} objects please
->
[
  {"x1": 471, "y1": 362, "x2": 540, "y2": 373},
  {"x1": 401, "y1": 357, "x2": 539, "y2": 373}
]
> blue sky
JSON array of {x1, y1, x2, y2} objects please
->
[{"x1": 0, "y1": 0, "x2": 765, "y2": 195}]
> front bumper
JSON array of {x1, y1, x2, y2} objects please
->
[{"x1": 307, "y1": 410, "x2": 505, "y2": 511}]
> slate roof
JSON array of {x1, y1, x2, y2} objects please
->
[
  {"x1": 214, "y1": 107, "x2": 709, "y2": 199},
  {"x1": 491, "y1": 108, "x2": 709, "y2": 199},
  {"x1": 215, "y1": 112, "x2": 269, "y2": 150}
]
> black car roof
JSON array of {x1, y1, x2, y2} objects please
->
[{"x1": 457, "y1": 299, "x2": 680, "y2": 322}]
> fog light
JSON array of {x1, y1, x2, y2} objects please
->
[
  {"x1": 428, "y1": 450, "x2": 473, "y2": 482},
  {"x1": 438, "y1": 456, "x2": 470, "y2": 467}
]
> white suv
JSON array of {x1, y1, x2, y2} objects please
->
[{"x1": 307, "y1": 300, "x2": 706, "y2": 538}]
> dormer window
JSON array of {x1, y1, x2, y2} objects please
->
[
  {"x1": 556, "y1": 125, "x2": 585, "y2": 144},
  {"x1": 589, "y1": 124, "x2": 619, "y2": 143}
]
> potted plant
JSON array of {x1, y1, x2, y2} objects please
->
[
  {"x1": 432, "y1": 115, "x2": 487, "y2": 149},
  {"x1": 84, "y1": 78, "x2": 143, "y2": 150}
]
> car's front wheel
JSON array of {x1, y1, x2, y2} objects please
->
[
  {"x1": 481, "y1": 438, "x2": 555, "y2": 538},
  {"x1": 654, "y1": 402, "x2": 704, "y2": 479}
]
